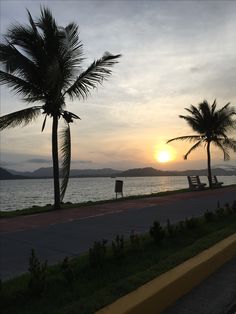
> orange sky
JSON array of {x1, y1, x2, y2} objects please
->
[{"x1": 0, "y1": 1, "x2": 236, "y2": 171}]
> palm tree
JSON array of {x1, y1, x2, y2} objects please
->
[
  {"x1": 0, "y1": 7, "x2": 121, "y2": 209},
  {"x1": 167, "y1": 100, "x2": 236, "y2": 188}
]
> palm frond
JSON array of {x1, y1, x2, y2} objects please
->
[
  {"x1": 1, "y1": 23, "x2": 46, "y2": 92},
  {"x1": 213, "y1": 140, "x2": 231, "y2": 161},
  {"x1": 57, "y1": 23, "x2": 84, "y2": 88},
  {"x1": 27, "y1": 9, "x2": 38, "y2": 34},
  {"x1": 62, "y1": 110, "x2": 80, "y2": 123},
  {"x1": 169, "y1": 100, "x2": 236, "y2": 163},
  {"x1": 215, "y1": 138, "x2": 236, "y2": 152},
  {"x1": 41, "y1": 114, "x2": 48, "y2": 132},
  {"x1": 61, "y1": 23, "x2": 84, "y2": 68},
  {"x1": 167, "y1": 135, "x2": 202, "y2": 144},
  {"x1": 0, "y1": 70, "x2": 43, "y2": 102},
  {"x1": 218, "y1": 102, "x2": 231, "y2": 113},
  {"x1": 5, "y1": 22, "x2": 45, "y2": 66},
  {"x1": 211, "y1": 99, "x2": 217, "y2": 114},
  {"x1": 60, "y1": 122, "x2": 71, "y2": 202},
  {"x1": 184, "y1": 105, "x2": 202, "y2": 121},
  {"x1": 183, "y1": 140, "x2": 202, "y2": 160},
  {"x1": 65, "y1": 52, "x2": 121, "y2": 99},
  {"x1": 36, "y1": 7, "x2": 61, "y2": 65},
  {"x1": 0, "y1": 106, "x2": 42, "y2": 131},
  {"x1": 37, "y1": 6, "x2": 57, "y2": 36},
  {"x1": 224, "y1": 138, "x2": 236, "y2": 152},
  {"x1": 218, "y1": 105, "x2": 236, "y2": 129},
  {"x1": 179, "y1": 115, "x2": 204, "y2": 133},
  {"x1": 0, "y1": 42, "x2": 38, "y2": 81}
]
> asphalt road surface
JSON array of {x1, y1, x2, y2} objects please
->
[{"x1": 1, "y1": 186, "x2": 235, "y2": 281}]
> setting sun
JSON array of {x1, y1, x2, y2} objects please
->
[{"x1": 156, "y1": 151, "x2": 171, "y2": 163}]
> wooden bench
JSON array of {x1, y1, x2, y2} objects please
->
[
  {"x1": 209, "y1": 175, "x2": 223, "y2": 188},
  {"x1": 187, "y1": 176, "x2": 207, "y2": 191}
]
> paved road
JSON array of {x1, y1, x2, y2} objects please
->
[
  {"x1": 164, "y1": 257, "x2": 236, "y2": 314},
  {"x1": 0, "y1": 186, "x2": 235, "y2": 281}
]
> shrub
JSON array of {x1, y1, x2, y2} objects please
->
[
  {"x1": 185, "y1": 217, "x2": 198, "y2": 229},
  {"x1": 176, "y1": 220, "x2": 185, "y2": 233},
  {"x1": 232, "y1": 201, "x2": 236, "y2": 213},
  {"x1": 112, "y1": 235, "x2": 125, "y2": 259},
  {"x1": 166, "y1": 219, "x2": 175, "y2": 237},
  {"x1": 149, "y1": 221, "x2": 165, "y2": 243},
  {"x1": 204, "y1": 210, "x2": 214, "y2": 222},
  {"x1": 89, "y1": 239, "x2": 107, "y2": 268},
  {"x1": 61, "y1": 257, "x2": 75, "y2": 285},
  {"x1": 215, "y1": 207, "x2": 225, "y2": 217},
  {"x1": 129, "y1": 230, "x2": 140, "y2": 250},
  {"x1": 28, "y1": 249, "x2": 48, "y2": 296},
  {"x1": 224, "y1": 202, "x2": 230, "y2": 209},
  {"x1": 224, "y1": 203, "x2": 233, "y2": 215}
]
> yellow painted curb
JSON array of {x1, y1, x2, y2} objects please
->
[{"x1": 96, "y1": 233, "x2": 236, "y2": 314}]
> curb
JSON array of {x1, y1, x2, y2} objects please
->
[{"x1": 96, "y1": 233, "x2": 236, "y2": 314}]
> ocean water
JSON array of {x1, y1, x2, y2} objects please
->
[{"x1": 0, "y1": 176, "x2": 235, "y2": 212}]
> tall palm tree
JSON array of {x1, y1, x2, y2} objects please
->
[
  {"x1": 167, "y1": 100, "x2": 236, "y2": 188},
  {"x1": 0, "y1": 7, "x2": 121, "y2": 209}
]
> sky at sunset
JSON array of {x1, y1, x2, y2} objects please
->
[{"x1": 1, "y1": 0, "x2": 236, "y2": 171}]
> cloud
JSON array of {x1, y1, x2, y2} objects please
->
[
  {"x1": 1, "y1": 1, "x2": 236, "y2": 171},
  {"x1": 26, "y1": 158, "x2": 51, "y2": 163},
  {"x1": 0, "y1": 161, "x2": 18, "y2": 167},
  {"x1": 72, "y1": 160, "x2": 93, "y2": 164},
  {"x1": 189, "y1": 67, "x2": 201, "y2": 73}
]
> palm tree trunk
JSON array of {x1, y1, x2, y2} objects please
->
[
  {"x1": 52, "y1": 115, "x2": 60, "y2": 209},
  {"x1": 207, "y1": 141, "x2": 212, "y2": 189}
]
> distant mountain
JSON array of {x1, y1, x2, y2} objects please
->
[
  {"x1": 6, "y1": 167, "x2": 121, "y2": 178},
  {"x1": 70, "y1": 168, "x2": 121, "y2": 177},
  {"x1": 119, "y1": 167, "x2": 236, "y2": 177},
  {"x1": 7, "y1": 168, "x2": 37, "y2": 177},
  {"x1": 213, "y1": 164, "x2": 236, "y2": 172},
  {"x1": 33, "y1": 167, "x2": 54, "y2": 177},
  {"x1": 2, "y1": 165, "x2": 236, "y2": 180},
  {"x1": 0, "y1": 167, "x2": 28, "y2": 180},
  {"x1": 173, "y1": 168, "x2": 236, "y2": 176},
  {"x1": 119, "y1": 167, "x2": 176, "y2": 177}
]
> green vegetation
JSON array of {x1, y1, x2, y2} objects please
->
[
  {"x1": 167, "y1": 100, "x2": 236, "y2": 188},
  {"x1": 1, "y1": 202, "x2": 236, "y2": 314},
  {"x1": 0, "y1": 7, "x2": 120, "y2": 209}
]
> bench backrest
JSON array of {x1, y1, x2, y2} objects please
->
[
  {"x1": 208, "y1": 175, "x2": 218, "y2": 183},
  {"x1": 188, "y1": 176, "x2": 199, "y2": 186}
]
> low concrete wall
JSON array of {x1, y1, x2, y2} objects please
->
[{"x1": 96, "y1": 233, "x2": 236, "y2": 314}]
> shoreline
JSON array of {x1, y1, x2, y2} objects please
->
[
  {"x1": 1, "y1": 185, "x2": 235, "y2": 234},
  {"x1": 1, "y1": 184, "x2": 236, "y2": 219},
  {"x1": 0, "y1": 187, "x2": 190, "y2": 217}
]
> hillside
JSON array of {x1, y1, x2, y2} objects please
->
[
  {"x1": 0, "y1": 168, "x2": 28, "y2": 180},
  {"x1": 2, "y1": 165, "x2": 236, "y2": 180},
  {"x1": 5, "y1": 167, "x2": 121, "y2": 178},
  {"x1": 119, "y1": 167, "x2": 236, "y2": 177},
  {"x1": 119, "y1": 167, "x2": 175, "y2": 177}
]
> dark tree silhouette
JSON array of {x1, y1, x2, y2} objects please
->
[
  {"x1": 0, "y1": 7, "x2": 121, "y2": 209},
  {"x1": 167, "y1": 100, "x2": 236, "y2": 188}
]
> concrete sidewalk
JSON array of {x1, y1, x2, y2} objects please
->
[{"x1": 0, "y1": 186, "x2": 235, "y2": 281}]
